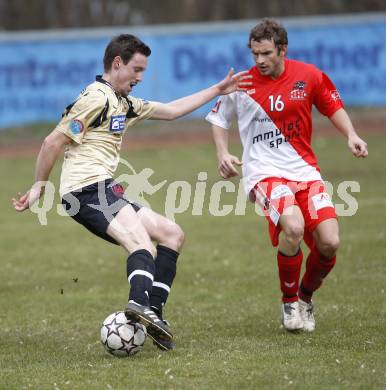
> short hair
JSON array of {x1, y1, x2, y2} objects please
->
[
  {"x1": 248, "y1": 18, "x2": 288, "y2": 51},
  {"x1": 103, "y1": 34, "x2": 151, "y2": 71}
]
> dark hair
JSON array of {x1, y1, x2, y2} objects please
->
[
  {"x1": 248, "y1": 18, "x2": 288, "y2": 52},
  {"x1": 103, "y1": 34, "x2": 151, "y2": 71}
]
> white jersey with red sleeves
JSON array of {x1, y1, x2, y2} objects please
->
[{"x1": 206, "y1": 58, "x2": 343, "y2": 195}]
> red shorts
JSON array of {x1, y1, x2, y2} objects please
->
[{"x1": 250, "y1": 177, "x2": 337, "y2": 247}]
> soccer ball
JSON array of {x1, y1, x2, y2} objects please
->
[{"x1": 100, "y1": 311, "x2": 147, "y2": 357}]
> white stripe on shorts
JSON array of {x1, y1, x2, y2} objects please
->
[
  {"x1": 128, "y1": 270, "x2": 154, "y2": 284},
  {"x1": 152, "y1": 281, "x2": 171, "y2": 293}
]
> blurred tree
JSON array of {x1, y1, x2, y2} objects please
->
[{"x1": 0, "y1": 0, "x2": 385, "y2": 30}]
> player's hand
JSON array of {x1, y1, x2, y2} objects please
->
[
  {"x1": 218, "y1": 153, "x2": 242, "y2": 179},
  {"x1": 348, "y1": 135, "x2": 368, "y2": 158},
  {"x1": 12, "y1": 186, "x2": 42, "y2": 212},
  {"x1": 217, "y1": 68, "x2": 252, "y2": 95}
]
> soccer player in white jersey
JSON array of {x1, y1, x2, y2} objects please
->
[
  {"x1": 206, "y1": 19, "x2": 368, "y2": 332},
  {"x1": 12, "y1": 34, "x2": 250, "y2": 350}
]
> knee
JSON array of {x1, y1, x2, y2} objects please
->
[
  {"x1": 317, "y1": 235, "x2": 340, "y2": 258},
  {"x1": 283, "y1": 222, "x2": 304, "y2": 247},
  {"x1": 156, "y1": 220, "x2": 185, "y2": 251},
  {"x1": 166, "y1": 223, "x2": 185, "y2": 250}
]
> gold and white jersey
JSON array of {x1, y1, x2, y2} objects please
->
[{"x1": 56, "y1": 76, "x2": 156, "y2": 197}]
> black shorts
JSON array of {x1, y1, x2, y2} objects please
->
[{"x1": 61, "y1": 179, "x2": 142, "y2": 245}]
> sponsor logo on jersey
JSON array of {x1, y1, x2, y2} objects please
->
[
  {"x1": 253, "y1": 128, "x2": 282, "y2": 144},
  {"x1": 69, "y1": 119, "x2": 84, "y2": 134},
  {"x1": 110, "y1": 115, "x2": 126, "y2": 132},
  {"x1": 290, "y1": 89, "x2": 307, "y2": 100},
  {"x1": 252, "y1": 116, "x2": 273, "y2": 123},
  {"x1": 246, "y1": 89, "x2": 256, "y2": 95},
  {"x1": 289, "y1": 80, "x2": 307, "y2": 100},
  {"x1": 330, "y1": 90, "x2": 341, "y2": 101},
  {"x1": 252, "y1": 124, "x2": 301, "y2": 149}
]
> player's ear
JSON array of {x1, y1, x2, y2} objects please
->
[
  {"x1": 113, "y1": 56, "x2": 122, "y2": 70},
  {"x1": 279, "y1": 45, "x2": 288, "y2": 57}
]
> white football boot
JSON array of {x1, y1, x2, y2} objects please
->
[
  {"x1": 282, "y1": 301, "x2": 304, "y2": 331},
  {"x1": 299, "y1": 299, "x2": 316, "y2": 332}
]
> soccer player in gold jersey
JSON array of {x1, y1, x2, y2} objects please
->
[{"x1": 12, "y1": 34, "x2": 250, "y2": 350}]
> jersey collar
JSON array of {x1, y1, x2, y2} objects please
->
[{"x1": 95, "y1": 75, "x2": 122, "y2": 98}]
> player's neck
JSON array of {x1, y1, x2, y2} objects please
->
[
  {"x1": 101, "y1": 73, "x2": 120, "y2": 95},
  {"x1": 270, "y1": 59, "x2": 285, "y2": 80}
]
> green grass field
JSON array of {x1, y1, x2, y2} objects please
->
[{"x1": 1, "y1": 130, "x2": 385, "y2": 389}]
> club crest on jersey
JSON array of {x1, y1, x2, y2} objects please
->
[
  {"x1": 110, "y1": 115, "x2": 126, "y2": 132},
  {"x1": 69, "y1": 119, "x2": 84, "y2": 134},
  {"x1": 289, "y1": 80, "x2": 307, "y2": 100}
]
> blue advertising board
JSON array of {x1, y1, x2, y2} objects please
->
[{"x1": 0, "y1": 13, "x2": 385, "y2": 128}]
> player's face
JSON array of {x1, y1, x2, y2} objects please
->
[
  {"x1": 115, "y1": 53, "x2": 148, "y2": 95},
  {"x1": 250, "y1": 39, "x2": 286, "y2": 79}
]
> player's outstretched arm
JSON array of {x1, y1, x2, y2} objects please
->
[
  {"x1": 329, "y1": 108, "x2": 368, "y2": 158},
  {"x1": 150, "y1": 68, "x2": 252, "y2": 120},
  {"x1": 212, "y1": 124, "x2": 242, "y2": 179},
  {"x1": 12, "y1": 130, "x2": 71, "y2": 212}
]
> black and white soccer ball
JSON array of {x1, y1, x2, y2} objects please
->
[{"x1": 100, "y1": 311, "x2": 147, "y2": 357}]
